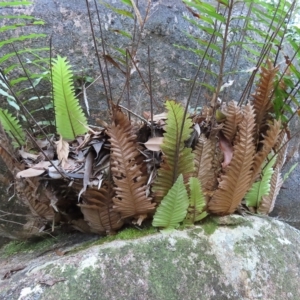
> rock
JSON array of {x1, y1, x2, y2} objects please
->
[{"x1": 1, "y1": 216, "x2": 300, "y2": 299}]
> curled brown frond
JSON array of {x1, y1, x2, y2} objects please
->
[
  {"x1": 208, "y1": 104, "x2": 256, "y2": 215},
  {"x1": 258, "y1": 167, "x2": 283, "y2": 214},
  {"x1": 251, "y1": 120, "x2": 281, "y2": 184},
  {"x1": 79, "y1": 183, "x2": 124, "y2": 234},
  {"x1": 251, "y1": 60, "x2": 279, "y2": 136},
  {"x1": 15, "y1": 178, "x2": 55, "y2": 221},
  {"x1": 108, "y1": 105, "x2": 155, "y2": 222},
  {"x1": 222, "y1": 100, "x2": 243, "y2": 142}
]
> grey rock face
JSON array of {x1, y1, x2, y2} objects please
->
[{"x1": 1, "y1": 216, "x2": 300, "y2": 300}]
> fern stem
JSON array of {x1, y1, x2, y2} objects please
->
[
  {"x1": 85, "y1": 0, "x2": 111, "y2": 110},
  {"x1": 49, "y1": 34, "x2": 56, "y2": 129},
  {"x1": 147, "y1": 46, "x2": 154, "y2": 138},
  {"x1": 176, "y1": 20, "x2": 217, "y2": 182},
  {"x1": 93, "y1": 0, "x2": 113, "y2": 103},
  {"x1": 213, "y1": 0, "x2": 233, "y2": 104}
]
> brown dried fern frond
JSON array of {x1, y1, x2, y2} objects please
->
[
  {"x1": 15, "y1": 178, "x2": 55, "y2": 221},
  {"x1": 251, "y1": 120, "x2": 281, "y2": 184},
  {"x1": 193, "y1": 134, "x2": 214, "y2": 196},
  {"x1": 274, "y1": 130, "x2": 288, "y2": 169},
  {"x1": 208, "y1": 104, "x2": 256, "y2": 215},
  {"x1": 251, "y1": 60, "x2": 279, "y2": 136},
  {"x1": 108, "y1": 105, "x2": 155, "y2": 223},
  {"x1": 222, "y1": 100, "x2": 243, "y2": 143},
  {"x1": 0, "y1": 144, "x2": 22, "y2": 174},
  {"x1": 258, "y1": 167, "x2": 283, "y2": 214},
  {"x1": 79, "y1": 185, "x2": 124, "y2": 234}
]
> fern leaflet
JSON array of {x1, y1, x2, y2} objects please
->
[
  {"x1": 52, "y1": 55, "x2": 87, "y2": 140},
  {"x1": 0, "y1": 108, "x2": 25, "y2": 147},
  {"x1": 152, "y1": 174, "x2": 189, "y2": 229},
  {"x1": 245, "y1": 154, "x2": 276, "y2": 209},
  {"x1": 185, "y1": 177, "x2": 208, "y2": 225}
]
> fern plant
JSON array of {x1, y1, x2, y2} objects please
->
[
  {"x1": 152, "y1": 100, "x2": 194, "y2": 202},
  {"x1": 245, "y1": 154, "x2": 276, "y2": 211},
  {"x1": 0, "y1": 108, "x2": 25, "y2": 147},
  {"x1": 0, "y1": 0, "x2": 300, "y2": 240},
  {"x1": 152, "y1": 174, "x2": 189, "y2": 229},
  {"x1": 52, "y1": 55, "x2": 87, "y2": 140},
  {"x1": 0, "y1": 1, "x2": 50, "y2": 117}
]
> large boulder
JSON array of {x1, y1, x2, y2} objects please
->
[{"x1": 1, "y1": 215, "x2": 300, "y2": 299}]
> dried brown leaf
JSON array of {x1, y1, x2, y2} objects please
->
[
  {"x1": 274, "y1": 130, "x2": 288, "y2": 169},
  {"x1": 222, "y1": 100, "x2": 243, "y2": 142},
  {"x1": 18, "y1": 149, "x2": 39, "y2": 161},
  {"x1": 219, "y1": 132, "x2": 233, "y2": 168},
  {"x1": 15, "y1": 178, "x2": 55, "y2": 221},
  {"x1": 193, "y1": 134, "x2": 214, "y2": 193},
  {"x1": 79, "y1": 184, "x2": 124, "y2": 234},
  {"x1": 79, "y1": 204, "x2": 123, "y2": 234},
  {"x1": 251, "y1": 60, "x2": 279, "y2": 136},
  {"x1": 251, "y1": 120, "x2": 281, "y2": 184},
  {"x1": 144, "y1": 137, "x2": 164, "y2": 151},
  {"x1": 55, "y1": 135, "x2": 69, "y2": 168},
  {"x1": 108, "y1": 105, "x2": 155, "y2": 221},
  {"x1": 16, "y1": 168, "x2": 46, "y2": 178},
  {"x1": 208, "y1": 104, "x2": 256, "y2": 215}
]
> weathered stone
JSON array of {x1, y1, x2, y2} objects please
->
[{"x1": 1, "y1": 216, "x2": 300, "y2": 299}]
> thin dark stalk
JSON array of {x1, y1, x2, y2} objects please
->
[
  {"x1": 173, "y1": 32, "x2": 215, "y2": 183},
  {"x1": 148, "y1": 46, "x2": 154, "y2": 138},
  {"x1": 130, "y1": 0, "x2": 151, "y2": 58},
  {"x1": 11, "y1": 44, "x2": 52, "y2": 128},
  {"x1": 266, "y1": 126, "x2": 300, "y2": 171},
  {"x1": 85, "y1": 0, "x2": 110, "y2": 110},
  {"x1": 122, "y1": 51, "x2": 158, "y2": 107},
  {"x1": 238, "y1": 42, "x2": 272, "y2": 106},
  {"x1": 93, "y1": 0, "x2": 113, "y2": 102},
  {"x1": 285, "y1": 77, "x2": 300, "y2": 109},
  {"x1": 270, "y1": 43, "x2": 300, "y2": 102},
  {"x1": 213, "y1": 1, "x2": 233, "y2": 104},
  {"x1": 49, "y1": 34, "x2": 56, "y2": 128},
  {"x1": 125, "y1": 49, "x2": 131, "y2": 120},
  {"x1": 194, "y1": 2, "x2": 222, "y2": 109},
  {"x1": 118, "y1": 105, "x2": 150, "y2": 125},
  {"x1": 223, "y1": 2, "x2": 252, "y2": 102}
]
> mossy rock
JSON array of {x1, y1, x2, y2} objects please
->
[{"x1": 1, "y1": 216, "x2": 300, "y2": 299}]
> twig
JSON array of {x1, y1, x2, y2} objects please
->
[{"x1": 119, "y1": 104, "x2": 150, "y2": 125}]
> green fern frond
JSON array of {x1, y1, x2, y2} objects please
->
[
  {"x1": 0, "y1": 108, "x2": 25, "y2": 147},
  {"x1": 245, "y1": 154, "x2": 276, "y2": 209},
  {"x1": 152, "y1": 174, "x2": 189, "y2": 229},
  {"x1": 52, "y1": 55, "x2": 87, "y2": 140},
  {"x1": 152, "y1": 100, "x2": 194, "y2": 202},
  {"x1": 185, "y1": 177, "x2": 208, "y2": 225}
]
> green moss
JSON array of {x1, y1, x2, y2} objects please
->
[
  {"x1": 0, "y1": 235, "x2": 64, "y2": 258},
  {"x1": 201, "y1": 217, "x2": 218, "y2": 235},
  {"x1": 69, "y1": 226, "x2": 158, "y2": 254}
]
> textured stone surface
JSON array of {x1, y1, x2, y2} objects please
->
[{"x1": 1, "y1": 216, "x2": 300, "y2": 300}]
